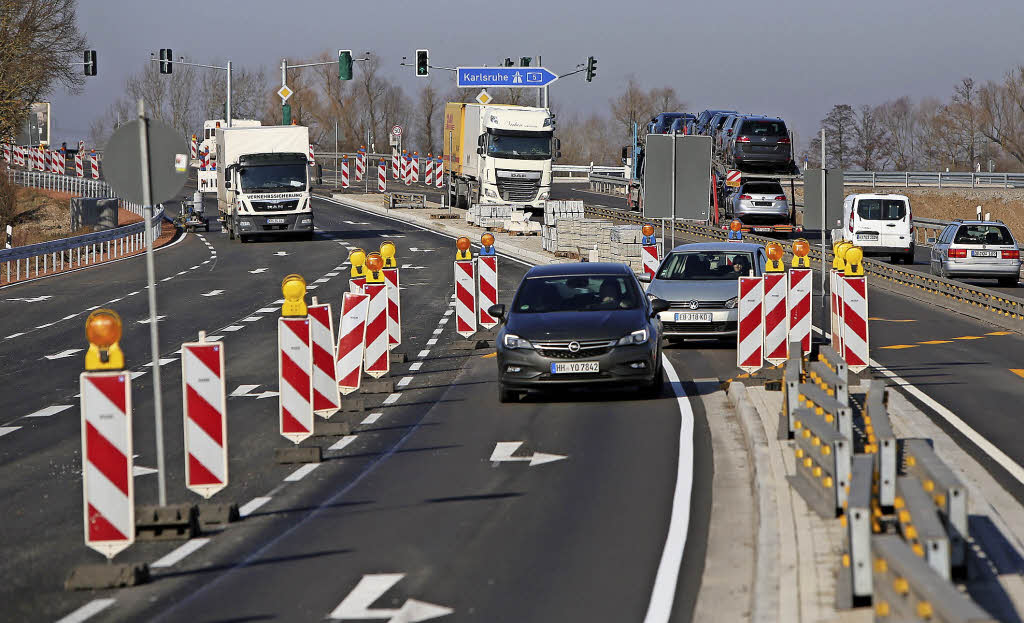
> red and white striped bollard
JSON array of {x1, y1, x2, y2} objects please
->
[
  {"x1": 736, "y1": 276, "x2": 764, "y2": 373},
  {"x1": 181, "y1": 332, "x2": 228, "y2": 498}
]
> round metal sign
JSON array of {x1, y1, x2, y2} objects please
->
[
  {"x1": 391, "y1": 125, "x2": 403, "y2": 137},
  {"x1": 103, "y1": 118, "x2": 188, "y2": 205}
]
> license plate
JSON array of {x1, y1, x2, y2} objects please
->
[
  {"x1": 674, "y1": 312, "x2": 713, "y2": 322},
  {"x1": 858, "y1": 233, "x2": 878, "y2": 241},
  {"x1": 754, "y1": 201, "x2": 773, "y2": 206},
  {"x1": 551, "y1": 361, "x2": 599, "y2": 374},
  {"x1": 972, "y1": 250, "x2": 997, "y2": 257},
  {"x1": 267, "y1": 218, "x2": 286, "y2": 224}
]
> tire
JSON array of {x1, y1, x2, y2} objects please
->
[
  {"x1": 204, "y1": 222, "x2": 210, "y2": 232},
  {"x1": 239, "y1": 234, "x2": 249, "y2": 244},
  {"x1": 998, "y1": 276, "x2": 1019, "y2": 287},
  {"x1": 644, "y1": 363, "x2": 664, "y2": 398},
  {"x1": 498, "y1": 383, "x2": 515, "y2": 403},
  {"x1": 890, "y1": 254, "x2": 902, "y2": 264},
  {"x1": 228, "y1": 222, "x2": 235, "y2": 240},
  {"x1": 901, "y1": 251, "x2": 915, "y2": 265}
]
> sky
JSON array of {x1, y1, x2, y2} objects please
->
[{"x1": 48, "y1": 0, "x2": 1024, "y2": 154}]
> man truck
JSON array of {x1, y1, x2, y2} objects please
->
[
  {"x1": 197, "y1": 119, "x2": 261, "y2": 194},
  {"x1": 216, "y1": 125, "x2": 313, "y2": 242},
  {"x1": 442, "y1": 102, "x2": 558, "y2": 212}
]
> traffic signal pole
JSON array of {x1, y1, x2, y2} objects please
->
[
  {"x1": 281, "y1": 52, "x2": 369, "y2": 124},
  {"x1": 152, "y1": 55, "x2": 233, "y2": 127}
]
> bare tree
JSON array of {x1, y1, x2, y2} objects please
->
[
  {"x1": 876, "y1": 96, "x2": 919, "y2": 170},
  {"x1": 166, "y1": 63, "x2": 196, "y2": 137},
  {"x1": 852, "y1": 105, "x2": 888, "y2": 170},
  {"x1": 918, "y1": 98, "x2": 965, "y2": 169},
  {"x1": 977, "y1": 68, "x2": 1024, "y2": 167},
  {"x1": 610, "y1": 77, "x2": 651, "y2": 139},
  {"x1": 806, "y1": 104, "x2": 857, "y2": 169},
  {"x1": 949, "y1": 77, "x2": 979, "y2": 168},
  {"x1": 0, "y1": 0, "x2": 87, "y2": 143},
  {"x1": 416, "y1": 80, "x2": 443, "y2": 155},
  {"x1": 646, "y1": 86, "x2": 686, "y2": 120},
  {"x1": 125, "y1": 62, "x2": 167, "y2": 122}
]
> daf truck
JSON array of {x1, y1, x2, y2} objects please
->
[
  {"x1": 216, "y1": 125, "x2": 313, "y2": 242},
  {"x1": 442, "y1": 103, "x2": 558, "y2": 211}
]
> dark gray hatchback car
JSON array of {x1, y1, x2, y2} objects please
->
[{"x1": 490, "y1": 263, "x2": 668, "y2": 402}]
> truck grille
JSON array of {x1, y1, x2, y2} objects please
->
[
  {"x1": 251, "y1": 200, "x2": 299, "y2": 212},
  {"x1": 496, "y1": 178, "x2": 540, "y2": 202}
]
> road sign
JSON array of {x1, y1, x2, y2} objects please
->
[
  {"x1": 475, "y1": 89, "x2": 492, "y2": 105},
  {"x1": 726, "y1": 169, "x2": 742, "y2": 187},
  {"x1": 391, "y1": 125, "x2": 402, "y2": 137},
  {"x1": 277, "y1": 85, "x2": 293, "y2": 102},
  {"x1": 457, "y1": 66, "x2": 558, "y2": 88},
  {"x1": 103, "y1": 118, "x2": 188, "y2": 205}
]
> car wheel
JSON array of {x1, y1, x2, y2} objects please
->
[
  {"x1": 498, "y1": 383, "x2": 515, "y2": 403},
  {"x1": 239, "y1": 234, "x2": 249, "y2": 243},
  {"x1": 998, "y1": 276, "x2": 1019, "y2": 287},
  {"x1": 644, "y1": 364, "x2": 664, "y2": 398},
  {"x1": 890, "y1": 254, "x2": 902, "y2": 264}
]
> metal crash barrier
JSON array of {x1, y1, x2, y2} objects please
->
[
  {"x1": 790, "y1": 406, "x2": 851, "y2": 518},
  {"x1": 387, "y1": 192, "x2": 427, "y2": 209}
]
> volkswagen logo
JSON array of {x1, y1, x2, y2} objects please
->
[
  {"x1": 688, "y1": 300, "x2": 699, "y2": 310},
  {"x1": 761, "y1": 137, "x2": 767, "y2": 142},
  {"x1": 568, "y1": 341, "x2": 581, "y2": 352}
]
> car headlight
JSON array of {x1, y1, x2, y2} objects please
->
[
  {"x1": 539, "y1": 191, "x2": 550, "y2": 200},
  {"x1": 725, "y1": 296, "x2": 739, "y2": 309},
  {"x1": 503, "y1": 334, "x2": 533, "y2": 349},
  {"x1": 617, "y1": 328, "x2": 649, "y2": 345},
  {"x1": 484, "y1": 188, "x2": 498, "y2": 198},
  {"x1": 646, "y1": 293, "x2": 657, "y2": 301}
]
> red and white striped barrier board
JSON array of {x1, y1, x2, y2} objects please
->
[
  {"x1": 378, "y1": 160, "x2": 386, "y2": 193},
  {"x1": 14, "y1": 145, "x2": 24, "y2": 167},
  {"x1": 75, "y1": 153, "x2": 84, "y2": 177},
  {"x1": 726, "y1": 169, "x2": 742, "y2": 187},
  {"x1": 2, "y1": 143, "x2": 9, "y2": 164},
  {"x1": 642, "y1": 245, "x2": 660, "y2": 278},
  {"x1": 762, "y1": 272, "x2": 788, "y2": 364},
  {"x1": 355, "y1": 150, "x2": 365, "y2": 182},
  {"x1": 736, "y1": 276, "x2": 764, "y2": 373},
  {"x1": 50, "y1": 150, "x2": 60, "y2": 173},
  {"x1": 411, "y1": 156, "x2": 419, "y2": 183},
  {"x1": 32, "y1": 149, "x2": 41, "y2": 170},
  {"x1": 403, "y1": 155, "x2": 411, "y2": 186},
  {"x1": 309, "y1": 303, "x2": 340, "y2": 418},
  {"x1": 362, "y1": 282, "x2": 390, "y2": 377},
  {"x1": 181, "y1": 339, "x2": 228, "y2": 498},
  {"x1": 350, "y1": 275, "x2": 365, "y2": 295},
  {"x1": 436, "y1": 158, "x2": 444, "y2": 189},
  {"x1": 788, "y1": 268, "x2": 812, "y2": 354},
  {"x1": 336, "y1": 292, "x2": 369, "y2": 394},
  {"x1": 477, "y1": 255, "x2": 498, "y2": 328},
  {"x1": 90, "y1": 153, "x2": 100, "y2": 179},
  {"x1": 79, "y1": 370, "x2": 134, "y2": 558},
  {"x1": 278, "y1": 317, "x2": 314, "y2": 444},
  {"x1": 341, "y1": 158, "x2": 350, "y2": 188},
  {"x1": 392, "y1": 153, "x2": 400, "y2": 179},
  {"x1": 383, "y1": 267, "x2": 401, "y2": 349},
  {"x1": 455, "y1": 259, "x2": 477, "y2": 337},
  {"x1": 425, "y1": 157, "x2": 434, "y2": 186},
  {"x1": 842, "y1": 276, "x2": 869, "y2": 373},
  {"x1": 190, "y1": 137, "x2": 197, "y2": 159},
  {"x1": 830, "y1": 270, "x2": 844, "y2": 353},
  {"x1": 308, "y1": 144, "x2": 315, "y2": 165},
  {"x1": 38, "y1": 149, "x2": 46, "y2": 171}
]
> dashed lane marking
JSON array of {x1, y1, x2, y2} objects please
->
[
  {"x1": 953, "y1": 335, "x2": 984, "y2": 340},
  {"x1": 987, "y1": 331, "x2": 1014, "y2": 336},
  {"x1": 397, "y1": 376, "x2": 413, "y2": 387},
  {"x1": 1011, "y1": 369, "x2": 1024, "y2": 379},
  {"x1": 26, "y1": 405, "x2": 73, "y2": 418},
  {"x1": 238, "y1": 497, "x2": 272, "y2": 517},
  {"x1": 222, "y1": 325, "x2": 244, "y2": 332},
  {"x1": 409, "y1": 362, "x2": 423, "y2": 371},
  {"x1": 418, "y1": 350, "x2": 430, "y2": 358},
  {"x1": 918, "y1": 340, "x2": 953, "y2": 345},
  {"x1": 328, "y1": 435, "x2": 358, "y2": 452},
  {"x1": 151, "y1": 538, "x2": 211, "y2": 569},
  {"x1": 284, "y1": 463, "x2": 321, "y2": 482},
  {"x1": 0, "y1": 427, "x2": 20, "y2": 438},
  {"x1": 382, "y1": 393, "x2": 401, "y2": 405},
  {"x1": 481, "y1": 352, "x2": 497, "y2": 359},
  {"x1": 432, "y1": 328, "x2": 443, "y2": 335},
  {"x1": 868, "y1": 317, "x2": 917, "y2": 322},
  {"x1": 426, "y1": 338, "x2": 438, "y2": 345},
  {"x1": 880, "y1": 344, "x2": 918, "y2": 350},
  {"x1": 55, "y1": 598, "x2": 116, "y2": 623},
  {"x1": 361, "y1": 413, "x2": 382, "y2": 425}
]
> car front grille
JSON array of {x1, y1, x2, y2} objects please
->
[
  {"x1": 668, "y1": 300, "x2": 729, "y2": 310},
  {"x1": 534, "y1": 339, "x2": 616, "y2": 359},
  {"x1": 496, "y1": 178, "x2": 540, "y2": 202},
  {"x1": 662, "y1": 321, "x2": 735, "y2": 333}
]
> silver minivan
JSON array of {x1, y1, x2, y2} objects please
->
[
  {"x1": 837, "y1": 194, "x2": 915, "y2": 263},
  {"x1": 929, "y1": 220, "x2": 1021, "y2": 287}
]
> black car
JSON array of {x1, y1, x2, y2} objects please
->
[
  {"x1": 490, "y1": 263, "x2": 668, "y2": 402},
  {"x1": 650, "y1": 112, "x2": 694, "y2": 135},
  {"x1": 726, "y1": 115, "x2": 793, "y2": 173},
  {"x1": 694, "y1": 109, "x2": 738, "y2": 135}
]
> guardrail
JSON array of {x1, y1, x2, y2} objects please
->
[
  {"x1": 7, "y1": 169, "x2": 143, "y2": 217},
  {"x1": 0, "y1": 207, "x2": 165, "y2": 285},
  {"x1": 843, "y1": 170, "x2": 1024, "y2": 189},
  {"x1": 313, "y1": 153, "x2": 625, "y2": 178}
]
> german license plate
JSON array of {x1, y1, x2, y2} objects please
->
[
  {"x1": 551, "y1": 361, "x2": 599, "y2": 374},
  {"x1": 972, "y1": 250, "x2": 997, "y2": 257},
  {"x1": 674, "y1": 312, "x2": 713, "y2": 322},
  {"x1": 754, "y1": 201, "x2": 773, "y2": 206},
  {"x1": 267, "y1": 218, "x2": 286, "y2": 224},
  {"x1": 858, "y1": 233, "x2": 878, "y2": 241}
]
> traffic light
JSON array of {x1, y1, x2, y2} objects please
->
[
  {"x1": 338, "y1": 49, "x2": 353, "y2": 81},
  {"x1": 585, "y1": 56, "x2": 597, "y2": 82},
  {"x1": 415, "y1": 49, "x2": 429, "y2": 77},
  {"x1": 503, "y1": 57, "x2": 514, "y2": 67},
  {"x1": 159, "y1": 48, "x2": 173, "y2": 74},
  {"x1": 520, "y1": 57, "x2": 531, "y2": 67},
  {"x1": 83, "y1": 50, "x2": 97, "y2": 76},
  {"x1": 282, "y1": 103, "x2": 291, "y2": 126}
]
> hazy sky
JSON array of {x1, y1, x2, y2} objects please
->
[{"x1": 49, "y1": 0, "x2": 1024, "y2": 151}]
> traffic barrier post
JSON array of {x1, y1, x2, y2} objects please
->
[
  {"x1": 278, "y1": 275, "x2": 314, "y2": 444},
  {"x1": 831, "y1": 242, "x2": 851, "y2": 352},
  {"x1": 356, "y1": 146, "x2": 366, "y2": 182},
  {"x1": 864, "y1": 381, "x2": 897, "y2": 509},
  {"x1": 79, "y1": 309, "x2": 135, "y2": 558},
  {"x1": 763, "y1": 242, "x2": 788, "y2": 364},
  {"x1": 392, "y1": 152, "x2": 399, "y2": 180},
  {"x1": 308, "y1": 144, "x2": 315, "y2": 166},
  {"x1": 75, "y1": 153, "x2": 84, "y2": 178},
  {"x1": 436, "y1": 157, "x2": 444, "y2": 189},
  {"x1": 380, "y1": 242, "x2": 401, "y2": 350},
  {"x1": 190, "y1": 134, "x2": 197, "y2": 159},
  {"x1": 181, "y1": 331, "x2": 228, "y2": 498},
  {"x1": 91, "y1": 151, "x2": 100, "y2": 179},
  {"x1": 454, "y1": 237, "x2": 477, "y2": 338},
  {"x1": 425, "y1": 153, "x2": 434, "y2": 186},
  {"x1": 478, "y1": 234, "x2": 498, "y2": 328},
  {"x1": 895, "y1": 475, "x2": 952, "y2": 580},
  {"x1": 841, "y1": 454, "x2": 875, "y2": 607},
  {"x1": 349, "y1": 249, "x2": 367, "y2": 294},
  {"x1": 341, "y1": 158, "x2": 350, "y2": 188},
  {"x1": 790, "y1": 406, "x2": 851, "y2": 518},
  {"x1": 788, "y1": 238, "x2": 812, "y2": 354},
  {"x1": 335, "y1": 291, "x2": 370, "y2": 394},
  {"x1": 412, "y1": 152, "x2": 419, "y2": 183},
  {"x1": 362, "y1": 252, "x2": 390, "y2": 378},
  {"x1": 308, "y1": 299, "x2": 341, "y2": 418},
  {"x1": 902, "y1": 438, "x2": 968, "y2": 574},
  {"x1": 377, "y1": 159, "x2": 386, "y2": 193},
  {"x1": 841, "y1": 246, "x2": 869, "y2": 373},
  {"x1": 641, "y1": 223, "x2": 660, "y2": 279},
  {"x1": 736, "y1": 275, "x2": 763, "y2": 373}
]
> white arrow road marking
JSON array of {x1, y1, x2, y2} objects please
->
[
  {"x1": 133, "y1": 465, "x2": 158, "y2": 476},
  {"x1": 26, "y1": 405, "x2": 73, "y2": 418},
  {"x1": 400, "y1": 264, "x2": 426, "y2": 269},
  {"x1": 137, "y1": 315, "x2": 166, "y2": 324},
  {"x1": 329, "y1": 573, "x2": 453, "y2": 621},
  {"x1": 0, "y1": 427, "x2": 21, "y2": 438},
  {"x1": 489, "y1": 441, "x2": 567, "y2": 466},
  {"x1": 201, "y1": 290, "x2": 224, "y2": 297},
  {"x1": 4, "y1": 295, "x2": 52, "y2": 302},
  {"x1": 274, "y1": 251, "x2": 289, "y2": 256},
  {"x1": 249, "y1": 268, "x2": 268, "y2": 274},
  {"x1": 44, "y1": 349, "x2": 83, "y2": 360},
  {"x1": 256, "y1": 391, "x2": 279, "y2": 399},
  {"x1": 343, "y1": 220, "x2": 369, "y2": 225},
  {"x1": 408, "y1": 247, "x2": 435, "y2": 252},
  {"x1": 230, "y1": 384, "x2": 260, "y2": 397}
]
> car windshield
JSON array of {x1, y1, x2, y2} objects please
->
[
  {"x1": 486, "y1": 133, "x2": 551, "y2": 159},
  {"x1": 656, "y1": 251, "x2": 755, "y2": 281},
  {"x1": 742, "y1": 182, "x2": 784, "y2": 194},
  {"x1": 857, "y1": 199, "x2": 906, "y2": 221},
  {"x1": 513, "y1": 275, "x2": 641, "y2": 313},
  {"x1": 740, "y1": 120, "x2": 787, "y2": 137},
  {"x1": 953, "y1": 225, "x2": 1014, "y2": 245},
  {"x1": 238, "y1": 163, "x2": 307, "y2": 192}
]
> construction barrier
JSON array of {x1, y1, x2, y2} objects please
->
[
  {"x1": 2, "y1": 143, "x2": 9, "y2": 164},
  {"x1": 279, "y1": 315, "x2": 314, "y2": 444},
  {"x1": 864, "y1": 381, "x2": 897, "y2": 509},
  {"x1": 425, "y1": 154, "x2": 434, "y2": 186},
  {"x1": 381, "y1": 242, "x2": 401, "y2": 350},
  {"x1": 356, "y1": 146, "x2": 366, "y2": 182},
  {"x1": 902, "y1": 438, "x2": 968, "y2": 575},
  {"x1": 308, "y1": 144, "x2": 315, "y2": 166},
  {"x1": 91, "y1": 151, "x2": 100, "y2": 179},
  {"x1": 190, "y1": 135, "x2": 198, "y2": 159},
  {"x1": 75, "y1": 153, "x2": 84, "y2": 178},
  {"x1": 181, "y1": 332, "x2": 228, "y2": 499},
  {"x1": 736, "y1": 276, "x2": 763, "y2": 373},
  {"x1": 392, "y1": 152, "x2": 400, "y2": 180},
  {"x1": 378, "y1": 160, "x2": 386, "y2": 193},
  {"x1": 308, "y1": 301, "x2": 341, "y2": 418},
  {"x1": 791, "y1": 406, "x2": 851, "y2": 518},
  {"x1": 341, "y1": 158, "x2": 349, "y2": 188},
  {"x1": 454, "y1": 237, "x2": 476, "y2": 338},
  {"x1": 436, "y1": 157, "x2": 444, "y2": 189},
  {"x1": 477, "y1": 235, "x2": 498, "y2": 328},
  {"x1": 763, "y1": 271, "x2": 788, "y2": 364},
  {"x1": 14, "y1": 145, "x2": 24, "y2": 167},
  {"x1": 411, "y1": 152, "x2": 419, "y2": 183},
  {"x1": 788, "y1": 268, "x2": 812, "y2": 354},
  {"x1": 335, "y1": 292, "x2": 369, "y2": 394},
  {"x1": 362, "y1": 253, "x2": 390, "y2": 378},
  {"x1": 842, "y1": 275, "x2": 869, "y2": 373}
]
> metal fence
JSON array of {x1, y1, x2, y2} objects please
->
[
  {"x1": 312, "y1": 152, "x2": 625, "y2": 179},
  {"x1": 842, "y1": 170, "x2": 1024, "y2": 189},
  {"x1": 6, "y1": 169, "x2": 143, "y2": 216}
]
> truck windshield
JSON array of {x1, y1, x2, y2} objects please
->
[
  {"x1": 486, "y1": 133, "x2": 551, "y2": 160},
  {"x1": 239, "y1": 164, "x2": 307, "y2": 192}
]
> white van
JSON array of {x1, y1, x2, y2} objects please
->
[{"x1": 833, "y1": 193, "x2": 914, "y2": 263}]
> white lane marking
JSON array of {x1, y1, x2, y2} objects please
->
[
  {"x1": 409, "y1": 362, "x2": 423, "y2": 371},
  {"x1": 274, "y1": 251, "x2": 289, "y2": 256},
  {"x1": 325, "y1": 272, "x2": 340, "y2": 277},
  {"x1": 55, "y1": 598, "x2": 116, "y2": 623},
  {"x1": 26, "y1": 405, "x2": 73, "y2": 418},
  {"x1": 0, "y1": 426, "x2": 20, "y2": 438},
  {"x1": 238, "y1": 496, "x2": 272, "y2": 517},
  {"x1": 642, "y1": 355, "x2": 695, "y2": 623},
  {"x1": 129, "y1": 371, "x2": 147, "y2": 380},
  {"x1": 128, "y1": 291, "x2": 139, "y2": 296},
  {"x1": 160, "y1": 276, "x2": 173, "y2": 282},
  {"x1": 36, "y1": 322, "x2": 55, "y2": 328},
  {"x1": 361, "y1": 413, "x2": 382, "y2": 425},
  {"x1": 133, "y1": 465, "x2": 158, "y2": 476},
  {"x1": 202, "y1": 260, "x2": 210, "y2": 265},
  {"x1": 44, "y1": 349, "x2": 83, "y2": 360},
  {"x1": 249, "y1": 268, "x2": 267, "y2": 274},
  {"x1": 3, "y1": 295, "x2": 52, "y2": 302},
  {"x1": 443, "y1": 309, "x2": 453, "y2": 316},
  {"x1": 432, "y1": 328, "x2": 443, "y2": 335},
  {"x1": 418, "y1": 350, "x2": 430, "y2": 358},
  {"x1": 328, "y1": 435, "x2": 358, "y2": 452},
  {"x1": 205, "y1": 335, "x2": 224, "y2": 342},
  {"x1": 397, "y1": 376, "x2": 413, "y2": 388},
  {"x1": 255, "y1": 307, "x2": 278, "y2": 313},
  {"x1": 438, "y1": 317, "x2": 449, "y2": 325},
  {"x1": 306, "y1": 285, "x2": 319, "y2": 290},
  {"x1": 222, "y1": 325, "x2": 244, "y2": 332},
  {"x1": 5, "y1": 333, "x2": 25, "y2": 339},
  {"x1": 151, "y1": 538, "x2": 211, "y2": 568},
  {"x1": 137, "y1": 315, "x2": 166, "y2": 324},
  {"x1": 284, "y1": 463, "x2": 321, "y2": 482},
  {"x1": 201, "y1": 290, "x2": 224, "y2": 297},
  {"x1": 426, "y1": 338, "x2": 438, "y2": 345},
  {"x1": 143, "y1": 357, "x2": 177, "y2": 367},
  {"x1": 191, "y1": 265, "x2": 200, "y2": 270},
  {"x1": 382, "y1": 393, "x2": 401, "y2": 405},
  {"x1": 230, "y1": 384, "x2": 260, "y2": 397},
  {"x1": 177, "y1": 270, "x2": 187, "y2": 276},
  {"x1": 62, "y1": 313, "x2": 78, "y2": 320},
  {"x1": 314, "y1": 278, "x2": 329, "y2": 284},
  {"x1": 242, "y1": 316, "x2": 261, "y2": 322}
]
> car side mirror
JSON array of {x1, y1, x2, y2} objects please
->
[
  {"x1": 650, "y1": 298, "x2": 670, "y2": 316},
  {"x1": 637, "y1": 272, "x2": 652, "y2": 283},
  {"x1": 477, "y1": 147, "x2": 484, "y2": 155},
  {"x1": 927, "y1": 237, "x2": 937, "y2": 245},
  {"x1": 224, "y1": 178, "x2": 231, "y2": 189},
  {"x1": 488, "y1": 303, "x2": 506, "y2": 321}
]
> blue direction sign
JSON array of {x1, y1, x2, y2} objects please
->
[{"x1": 457, "y1": 67, "x2": 558, "y2": 89}]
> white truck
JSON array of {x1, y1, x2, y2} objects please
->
[
  {"x1": 216, "y1": 125, "x2": 313, "y2": 242},
  {"x1": 197, "y1": 119, "x2": 262, "y2": 194},
  {"x1": 442, "y1": 102, "x2": 558, "y2": 212}
]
